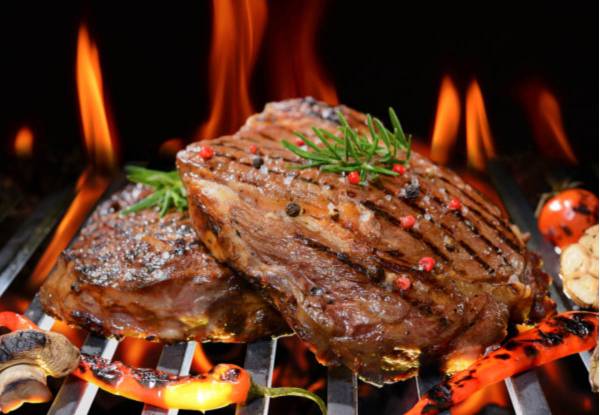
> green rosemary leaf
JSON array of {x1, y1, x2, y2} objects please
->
[
  {"x1": 282, "y1": 107, "x2": 412, "y2": 185},
  {"x1": 121, "y1": 166, "x2": 188, "y2": 217}
]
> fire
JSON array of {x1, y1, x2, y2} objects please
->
[
  {"x1": 466, "y1": 80, "x2": 496, "y2": 171},
  {"x1": 451, "y1": 381, "x2": 508, "y2": 415},
  {"x1": 430, "y1": 76, "x2": 461, "y2": 165},
  {"x1": 13, "y1": 126, "x2": 34, "y2": 159},
  {"x1": 51, "y1": 319, "x2": 86, "y2": 349},
  {"x1": 115, "y1": 338, "x2": 163, "y2": 368},
  {"x1": 197, "y1": 0, "x2": 267, "y2": 140},
  {"x1": 27, "y1": 25, "x2": 118, "y2": 290},
  {"x1": 191, "y1": 344, "x2": 213, "y2": 373},
  {"x1": 265, "y1": 0, "x2": 338, "y2": 104},
  {"x1": 522, "y1": 86, "x2": 577, "y2": 164},
  {"x1": 158, "y1": 138, "x2": 186, "y2": 158}
]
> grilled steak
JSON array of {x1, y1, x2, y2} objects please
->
[
  {"x1": 177, "y1": 98, "x2": 554, "y2": 384},
  {"x1": 39, "y1": 184, "x2": 287, "y2": 343}
]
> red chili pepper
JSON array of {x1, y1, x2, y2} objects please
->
[
  {"x1": 400, "y1": 215, "x2": 416, "y2": 229},
  {"x1": 249, "y1": 144, "x2": 258, "y2": 154},
  {"x1": 199, "y1": 146, "x2": 214, "y2": 160},
  {"x1": 394, "y1": 275, "x2": 412, "y2": 291},
  {"x1": 294, "y1": 138, "x2": 305, "y2": 146},
  {"x1": 348, "y1": 171, "x2": 361, "y2": 185},
  {"x1": 448, "y1": 197, "x2": 461, "y2": 211},
  {"x1": 392, "y1": 164, "x2": 406, "y2": 174},
  {"x1": 418, "y1": 257, "x2": 436, "y2": 272},
  {"x1": 0, "y1": 311, "x2": 39, "y2": 331},
  {"x1": 406, "y1": 311, "x2": 598, "y2": 415},
  {"x1": 0, "y1": 312, "x2": 326, "y2": 413}
]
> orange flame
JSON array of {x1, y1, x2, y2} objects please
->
[
  {"x1": 430, "y1": 76, "x2": 461, "y2": 165},
  {"x1": 158, "y1": 138, "x2": 186, "y2": 158},
  {"x1": 466, "y1": 80, "x2": 496, "y2": 171},
  {"x1": 522, "y1": 86, "x2": 577, "y2": 164},
  {"x1": 51, "y1": 319, "x2": 86, "y2": 349},
  {"x1": 191, "y1": 344, "x2": 213, "y2": 373},
  {"x1": 27, "y1": 25, "x2": 118, "y2": 290},
  {"x1": 451, "y1": 381, "x2": 508, "y2": 415},
  {"x1": 114, "y1": 337, "x2": 163, "y2": 368},
  {"x1": 265, "y1": 0, "x2": 338, "y2": 104},
  {"x1": 197, "y1": 0, "x2": 267, "y2": 140},
  {"x1": 13, "y1": 126, "x2": 34, "y2": 159}
]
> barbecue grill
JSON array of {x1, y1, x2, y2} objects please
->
[{"x1": 0, "y1": 158, "x2": 592, "y2": 415}]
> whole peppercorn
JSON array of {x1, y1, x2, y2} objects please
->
[
  {"x1": 399, "y1": 215, "x2": 416, "y2": 229},
  {"x1": 285, "y1": 202, "x2": 301, "y2": 217},
  {"x1": 394, "y1": 275, "x2": 412, "y2": 291},
  {"x1": 392, "y1": 164, "x2": 406, "y2": 175},
  {"x1": 252, "y1": 157, "x2": 264, "y2": 169},
  {"x1": 199, "y1": 146, "x2": 214, "y2": 160},
  {"x1": 418, "y1": 257, "x2": 436, "y2": 272},
  {"x1": 448, "y1": 197, "x2": 462, "y2": 211},
  {"x1": 347, "y1": 171, "x2": 361, "y2": 185}
]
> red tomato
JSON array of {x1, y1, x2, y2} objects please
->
[{"x1": 538, "y1": 189, "x2": 599, "y2": 248}]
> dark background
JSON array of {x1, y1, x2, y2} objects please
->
[{"x1": 0, "y1": 1, "x2": 597, "y2": 167}]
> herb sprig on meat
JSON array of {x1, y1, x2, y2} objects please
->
[
  {"x1": 282, "y1": 108, "x2": 411, "y2": 185},
  {"x1": 121, "y1": 166, "x2": 187, "y2": 217}
]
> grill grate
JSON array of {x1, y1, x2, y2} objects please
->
[{"x1": 0, "y1": 162, "x2": 593, "y2": 415}]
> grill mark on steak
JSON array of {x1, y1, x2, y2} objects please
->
[
  {"x1": 360, "y1": 200, "x2": 452, "y2": 264},
  {"x1": 211, "y1": 145, "x2": 507, "y2": 279},
  {"x1": 177, "y1": 98, "x2": 555, "y2": 384},
  {"x1": 39, "y1": 184, "x2": 287, "y2": 343}
]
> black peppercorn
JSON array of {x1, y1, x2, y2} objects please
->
[
  {"x1": 252, "y1": 157, "x2": 264, "y2": 169},
  {"x1": 285, "y1": 202, "x2": 301, "y2": 217}
]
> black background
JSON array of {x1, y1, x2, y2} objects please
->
[{"x1": 0, "y1": 1, "x2": 597, "y2": 166}]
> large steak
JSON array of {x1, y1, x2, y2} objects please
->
[
  {"x1": 177, "y1": 98, "x2": 554, "y2": 384},
  {"x1": 40, "y1": 184, "x2": 287, "y2": 343}
]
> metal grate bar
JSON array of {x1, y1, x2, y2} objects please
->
[
  {"x1": 236, "y1": 338, "x2": 278, "y2": 415},
  {"x1": 25, "y1": 293, "x2": 55, "y2": 330},
  {"x1": 488, "y1": 161, "x2": 592, "y2": 366},
  {"x1": 488, "y1": 159, "x2": 569, "y2": 414},
  {"x1": 416, "y1": 373, "x2": 450, "y2": 415},
  {"x1": 0, "y1": 188, "x2": 72, "y2": 296},
  {"x1": 141, "y1": 341, "x2": 197, "y2": 415},
  {"x1": 327, "y1": 366, "x2": 357, "y2": 415},
  {"x1": 505, "y1": 371, "x2": 552, "y2": 415}
]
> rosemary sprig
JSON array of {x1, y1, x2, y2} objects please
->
[
  {"x1": 120, "y1": 166, "x2": 187, "y2": 217},
  {"x1": 282, "y1": 108, "x2": 411, "y2": 185}
]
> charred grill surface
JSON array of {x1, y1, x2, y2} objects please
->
[
  {"x1": 39, "y1": 184, "x2": 287, "y2": 343},
  {"x1": 177, "y1": 98, "x2": 554, "y2": 384}
]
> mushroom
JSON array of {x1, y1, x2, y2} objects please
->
[
  {"x1": 0, "y1": 329, "x2": 79, "y2": 413},
  {"x1": 0, "y1": 364, "x2": 51, "y2": 413},
  {"x1": 0, "y1": 329, "x2": 80, "y2": 377}
]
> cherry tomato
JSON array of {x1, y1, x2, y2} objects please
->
[{"x1": 538, "y1": 189, "x2": 599, "y2": 248}]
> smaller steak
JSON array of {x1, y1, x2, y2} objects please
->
[{"x1": 40, "y1": 184, "x2": 287, "y2": 343}]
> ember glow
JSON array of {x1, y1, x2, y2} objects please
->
[
  {"x1": 27, "y1": 25, "x2": 118, "y2": 290},
  {"x1": 197, "y1": 0, "x2": 267, "y2": 140},
  {"x1": 13, "y1": 126, "x2": 34, "y2": 159},
  {"x1": 466, "y1": 80, "x2": 496, "y2": 171},
  {"x1": 430, "y1": 76, "x2": 461, "y2": 165},
  {"x1": 265, "y1": 0, "x2": 338, "y2": 104},
  {"x1": 523, "y1": 86, "x2": 578, "y2": 164}
]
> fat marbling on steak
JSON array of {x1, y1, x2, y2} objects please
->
[
  {"x1": 177, "y1": 98, "x2": 555, "y2": 384},
  {"x1": 40, "y1": 184, "x2": 287, "y2": 343}
]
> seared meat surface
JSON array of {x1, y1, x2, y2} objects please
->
[
  {"x1": 177, "y1": 98, "x2": 554, "y2": 384},
  {"x1": 40, "y1": 184, "x2": 287, "y2": 343}
]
